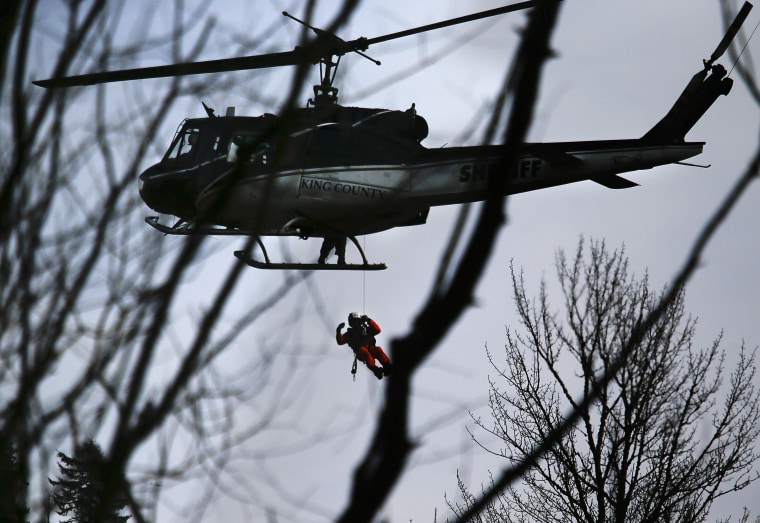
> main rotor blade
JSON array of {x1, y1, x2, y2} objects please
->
[
  {"x1": 361, "y1": 1, "x2": 536, "y2": 47},
  {"x1": 33, "y1": 1, "x2": 536, "y2": 89},
  {"x1": 710, "y1": 1, "x2": 753, "y2": 64},
  {"x1": 33, "y1": 50, "x2": 304, "y2": 88}
]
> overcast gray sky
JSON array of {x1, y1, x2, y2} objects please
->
[{"x1": 64, "y1": 0, "x2": 760, "y2": 520}]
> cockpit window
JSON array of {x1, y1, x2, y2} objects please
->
[
  {"x1": 227, "y1": 133, "x2": 269, "y2": 165},
  {"x1": 166, "y1": 127, "x2": 200, "y2": 162}
]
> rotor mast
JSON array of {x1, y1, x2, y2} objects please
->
[
  {"x1": 282, "y1": 11, "x2": 381, "y2": 107},
  {"x1": 313, "y1": 55, "x2": 340, "y2": 106}
]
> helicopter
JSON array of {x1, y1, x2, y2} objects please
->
[{"x1": 34, "y1": 1, "x2": 753, "y2": 270}]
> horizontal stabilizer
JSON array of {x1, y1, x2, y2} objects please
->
[{"x1": 590, "y1": 174, "x2": 639, "y2": 189}]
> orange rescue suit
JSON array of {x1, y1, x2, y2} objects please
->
[{"x1": 336, "y1": 317, "x2": 390, "y2": 378}]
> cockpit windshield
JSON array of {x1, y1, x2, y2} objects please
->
[{"x1": 164, "y1": 125, "x2": 200, "y2": 165}]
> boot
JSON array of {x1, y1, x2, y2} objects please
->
[{"x1": 372, "y1": 367, "x2": 384, "y2": 380}]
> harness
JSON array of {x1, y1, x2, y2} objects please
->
[
  {"x1": 345, "y1": 325, "x2": 375, "y2": 381},
  {"x1": 344, "y1": 325, "x2": 375, "y2": 349}
]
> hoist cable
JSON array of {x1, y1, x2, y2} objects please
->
[{"x1": 728, "y1": 18, "x2": 760, "y2": 77}]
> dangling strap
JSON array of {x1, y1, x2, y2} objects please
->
[{"x1": 351, "y1": 355, "x2": 358, "y2": 382}]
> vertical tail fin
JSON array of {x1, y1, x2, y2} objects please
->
[
  {"x1": 641, "y1": 1, "x2": 752, "y2": 144},
  {"x1": 641, "y1": 65, "x2": 733, "y2": 144}
]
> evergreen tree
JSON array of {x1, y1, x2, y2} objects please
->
[
  {"x1": 50, "y1": 440, "x2": 130, "y2": 523},
  {"x1": 0, "y1": 442, "x2": 28, "y2": 523}
]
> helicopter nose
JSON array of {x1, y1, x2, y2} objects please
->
[
  {"x1": 138, "y1": 165, "x2": 162, "y2": 211},
  {"x1": 138, "y1": 164, "x2": 198, "y2": 218}
]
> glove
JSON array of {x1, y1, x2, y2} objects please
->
[{"x1": 337, "y1": 322, "x2": 345, "y2": 333}]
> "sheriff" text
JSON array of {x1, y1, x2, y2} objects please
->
[{"x1": 459, "y1": 158, "x2": 542, "y2": 182}]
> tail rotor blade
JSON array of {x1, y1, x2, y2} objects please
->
[{"x1": 709, "y1": 1, "x2": 753, "y2": 64}]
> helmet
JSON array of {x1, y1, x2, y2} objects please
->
[{"x1": 348, "y1": 312, "x2": 361, "y2": 326}]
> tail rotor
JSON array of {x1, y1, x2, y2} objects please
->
[
  {"x1": 642, "y1": 2, "x2": 753, "y2": 144},
  {"x1": 706, "y1": 1, "x2": 753, "y2": 69}
]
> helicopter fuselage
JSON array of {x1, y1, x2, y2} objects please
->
[
  {"x1": 32, "y1": 0, "x2": 750, "y2": 268},
  {"x1": 137, "y1": 105, "x2": 703, "y2": 238}
]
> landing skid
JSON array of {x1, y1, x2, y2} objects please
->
[
  {"x1": 234, "y1": 251, "x2": 387, "y2": 271},
  {"x1": 236, "y1": 237, "x2": 387, "y2": 271},
  {"x1": 145, "y1": 216, "x2": 255, "y2": 235},
  {"x1": 145, "y1": 216, "x2": 387, "y2": 270}
]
